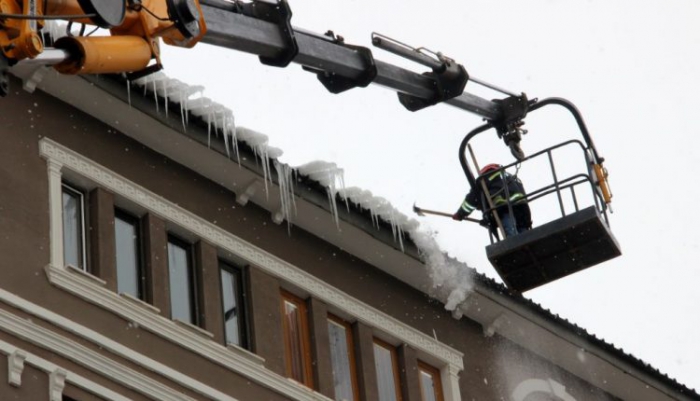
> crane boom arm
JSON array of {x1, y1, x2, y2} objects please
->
[
  {"x1": 198, "y1": 1, "x2": 501, "y2": 119},
  {"x1": 1, "y1": 0, "x2": 508, "y2": 120}
]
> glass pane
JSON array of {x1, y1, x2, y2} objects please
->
[
  {"x1": 62, "y1": 189, "x2": 83, "y2": 269},
  {"x1": 115, "y1": 216, "x2": 140, "y2": 298},
  {"x1": 168, "y1": 241, "x2": 193, "y2": 323},
  {"x1": 284, "y1": 301, "x2": 306, "y2": 383},
  {"x1": 373, "y1": 343, "x2": 399, "y2": 401},
  {"x1": 328, "y1": 320, "x2": 355, "y2": 401},
  {"x1": 420, "y1": 371, "x2": 438, "y2": 401},
  {"x1": 221, "y1": 268, "x2": 241, "y2": 346}
]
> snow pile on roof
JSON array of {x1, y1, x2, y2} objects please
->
[
  {"x1": 338, "y1": 187, "x2": 474, "y2": 313},
  {"x1": 133, "y1": 70, "x2": 476, "y2": 316},
  {"x1": 133, "y1": 69, "x2": 476, "y2": 314}
]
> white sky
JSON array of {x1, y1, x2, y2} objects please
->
[{"x1": 162, "y1": 0, "x2": 700, "y2": 390}]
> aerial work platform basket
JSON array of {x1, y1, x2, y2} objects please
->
[
  {"x1": 460, "y1": 97, "x2": 620, "y2": 292},
  {"x1": 486, "y1": 206, "x2": 621, "y2": 292}
]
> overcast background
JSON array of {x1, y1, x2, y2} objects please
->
[{"x1": 162, "y1": 0, "x2": 700, "y2": 390}]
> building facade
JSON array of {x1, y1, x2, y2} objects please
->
[{"x1": 0, "y1": 67, "x2": 697, "y2": 401}]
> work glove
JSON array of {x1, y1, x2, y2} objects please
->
[{"x1": 452, "y1": 210, "x2": 465, "y2": 221}]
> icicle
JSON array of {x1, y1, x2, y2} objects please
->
[
  {"x1": 152, "y1": 79, "x2": 159, "y2": 113},
  {"x1": 163, "y1": 79, "x2": 168, "y2": 117},
  {"x1": 227, "y1": 111, "x2": 240, "y2": 164},
  {"x1": 180, "y1": 102, "x2": 187, "y2": 130},
  {"x1": 274, "y1": 160, "x2": 295, "y2": 234}
]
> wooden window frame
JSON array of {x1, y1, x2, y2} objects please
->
[
  {"x1": 220, "y1": 261, "x2": 249, "y2": 349},
  {"x1": 373, "y1": 338, "x2": 403, "y2": 401},
  {"x1": 114, "y1": 208, "x2": 145, "y2": 300},
  {"x1": 417, "y1": 360, "x2": 444, "y2": 401},
  {"x1": 327, "y1": 314, "x2": 359, "y2": 401},
  {"x1": 167, "y1": 235, "x2": 198, "y2": 325},
  {"x1": 61, "y1": 182, "x2": 87, "y2": 271},
  {"x1": 280, "y1": 290, "x2": 314, "y2": 388}
]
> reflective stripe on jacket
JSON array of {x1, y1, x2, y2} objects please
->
[{"x1": 458, "y1": 170, "x2": 527, "y2": 217}]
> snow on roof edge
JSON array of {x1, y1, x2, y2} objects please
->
[{"x1": 127, "y1": 69, "x2": 477, "y2": 318}]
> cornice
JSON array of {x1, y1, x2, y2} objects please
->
[
  {"x1": 0, "y1": 338, "x2": 130, "y2": 401},
  {"x1": 0, "y1": 305, "x2": 201, "y2": 401}
]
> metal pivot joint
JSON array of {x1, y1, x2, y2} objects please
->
[
  {"x1": 303, "y1": 31, "x2": 377, "y2": 94},
  {"x1": 235, "y1": 0, "x2": 298, "y2": 67},
  {"x1": 372, "y1": 33, "x2": 469, "y2": 112},
  {"x1": 490, "y1": 93, "x2": 534, "y2": 160}
]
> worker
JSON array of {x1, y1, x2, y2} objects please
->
[{"x1": 453, "y1": 163, "x2": 532, "y2": 238}]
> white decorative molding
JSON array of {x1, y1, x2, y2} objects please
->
[
  {"x1": 47, "y1": 158, "x2": 64, "y2": 267},
  {"x1": 66, "y1": 264, "x2": 107, "y2": 286},
  {"x1": 0, "y1": 340, "x2": 131, "y2": 401},
  {"x1": 512, "y1": 378, "x2": 577, "y2": 401},
  {"x1": 120, "y1": 292, "x2": 161, "y2": 314},
  {"x1": 39, "y1": 138, "x2": 465, "y2": 372},
  {"x1": 272, "y1": 209, "x2": 285, "y2": 224},
  {"x1": 175, "y1": 319, "x2": 215, "y2": 339},
  {"x1": 0, "y1": 300, "x2": 229, "y2": 401},
  {"x1": 20, "y1": 64, "x2": 50, "y2": 93},
  {"x1": 441, "y1": 364, "x2": 462, "y2": 401},
  {"x1": 7, "y1": 349, "x2": 27, "y2": 387},
  {"x1": 226, "y1": 344, "x2": 265, "y2": 366},
  {"x1": 49, "y1": 368, "x2": 67, "y2": 401},
  {"x1": 36, "y1": 266, "x2": 328, "y2": 401},
  {"x1": 484, "y1": 313, "x2": 508, "y2": 338},
  {"x1": 236, "y1": 179, "x2": 259, "y2": 206}
]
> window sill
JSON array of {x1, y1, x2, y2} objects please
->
[
  {"x1": 174, "y1": 319, "x2": 215, "y2": 340},
  {"x1": 226, "y1": 343, "x2": 265, "y2": 366},
  {"x1": 65, "y1": 264, "x2": 107, "y2": 287},
  {"x1": 119, "y1": 292, "x2": 160, "y2": 314}
]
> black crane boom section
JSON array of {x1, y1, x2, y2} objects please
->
[{"x1": 198, "y1": 1, "x2": 501, "y2": 120}]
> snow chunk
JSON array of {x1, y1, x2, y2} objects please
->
[{"x1": 410, "y1": 226, "x2": 474, "y2": 312}]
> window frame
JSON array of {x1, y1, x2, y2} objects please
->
[
  {"x1": 220, "y1": 260, "x2": 249, "y2": 349},
  {"x1": 417, "y1": 360, "x2": 444, "y2": 401},
  {"x1": 327, "y1": 314, "x2": 360, "y2": 401},
  {"x1": 373, "y1": 338, "x2": 403, "y2": 401},
  {"x1": 280, "y1": 290, "x2": 314, "y2": 388},
  {"x1": 166, "y1": 235, "x2": 198, "y2": 325},
  {"x1": 114, "y1": 208, "x2": 145, "y2": 300},
  {"x1": 61, "y1": 182, "x2": 87, "y2": 271}
]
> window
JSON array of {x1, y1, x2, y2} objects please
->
[
  {"x1": 373, "y1": 339, "x2": 402, "y2": 401},
  {"x1": 281, "y1": 291, "x2": 313, "y2": 388},
  {"x1": 328, "y1": 315, "x2": 359, "y2": 401},
  {"x1": 62, "y1": 183, "x2": 86, "y2": 270},
  {"x1": 167, "y1": 237, "x2": 197, "y2": 325},
  {"x1": 114, "y1": 210, "x2": 143, "y2": 299},
  {"x1": 418, "y1": 361, "x2": 444, "y2": 401},
  {"x1": 221, "y1": 261, "x2": 248, "y2": 348}
]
